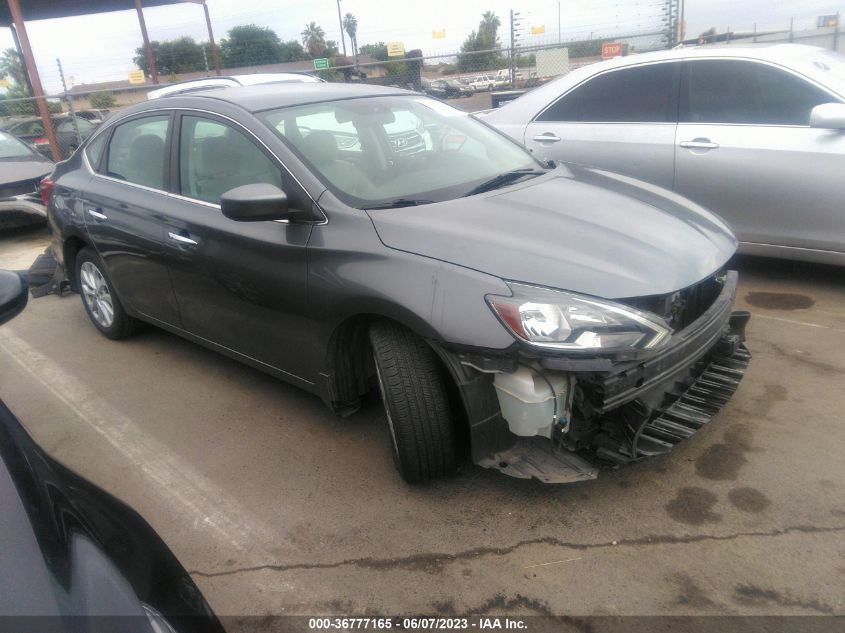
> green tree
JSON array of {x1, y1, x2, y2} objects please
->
[
  {"x1": 324, "y1": 40, "x2": 339, "y2": 58},
  {"x1": 343, "y1": 13, "x2": 359, "y2": 57},
  {"x1": 219, "y1": 24, "x2": 284, "y2": 67},
  {"x1": 134, "y1": 37, "x2": 208, "y2": 75},
  {"x1": 301, "y1": 22, "x2": 327, "y2": 58},
  {"x1": 279, "y1": 40, "x2": 309, "y2": 62},
  {"x1": 479, "y1": 11, "x2": 501, "y2": 43},
  {"x1": 359, "y1": 42, "x2": 388, "y2": 61},
  {"x1": 457, "y1": 11, "x2": 506, "y2": 72},
  {"x1": 90, "y1": 91, "x2": 116, "y2": 109},
  {"x1": 0, "y1": 48, "x2": 28, "y2": 91}
]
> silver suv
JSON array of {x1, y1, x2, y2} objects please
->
[{"x1": 484, "y1": 44, "x2": 845, "y2": 265}]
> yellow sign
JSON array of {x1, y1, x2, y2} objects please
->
[
  {"x1": 531, "y1": 25, "x2": 546, "y2": 35},
  {"x1": 432, "y1": 29, "x2": 446, "y2": 39},
  {"x1": 387, "y1": 41, "x2": 405, "y2": 57},
  {"x1": 0, "y1": 78, "x2": 9, "y2": 89},
  {"x1": 128, "y1": 69, "x2": 146, "y2": 84}
]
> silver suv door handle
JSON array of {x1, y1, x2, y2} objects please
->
[
  {"x1": 532, "y1": 133, "x2": 562, "y2": 143},
  {"x1": 87, "y1": 208, "x2": 107, "y2": 221},
  {"x1": 679, "y1": 139, "x2": 720, "y2": 150},
  {"x1": 167, "y1": 232, "x2": 198, "y2": 246}
]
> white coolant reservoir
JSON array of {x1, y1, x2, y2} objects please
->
[{"x1": 493, "y1": 366, "x2": 571, "y2": 438}]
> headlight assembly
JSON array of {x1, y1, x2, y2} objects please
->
[{"x1": 487, "y1": 282, "x2": 671, "y2": 353}]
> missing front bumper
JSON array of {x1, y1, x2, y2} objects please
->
[{"x1": 466, "y1": 315, "x2": 749, "y2": 487}]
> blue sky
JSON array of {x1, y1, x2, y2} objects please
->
[{"x1": 1, "y1": 0, "x2": 843, "y2": 92}]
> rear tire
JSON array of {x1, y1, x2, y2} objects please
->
[
  {"x1": 76, "y1": 248, "x2": 138, "y2": 340},
  {"x1": 370, "y1": 321, "x2": 457, "y2": 483}
]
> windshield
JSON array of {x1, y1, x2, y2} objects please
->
[
  {"x1": 259, "y1": 95, "x2": 539, "y2": 207},
  {"x1": 0, "y1": 131, "x2": 35, "y2": 159}
]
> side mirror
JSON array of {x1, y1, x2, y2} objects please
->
[
  {"x1": 0, "y1": 270, "x2": 28, "y2": 326},
  {"x1": 220, "y1": 183, "x2": 310, "y2": 222},
  {"x1": 809, "y1": 103, "x2": 845, "y2": 130}
]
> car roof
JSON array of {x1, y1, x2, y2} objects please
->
[
  {"x1": 146, "y1": 72, "x2": 322, "y2": 99},
  {"x1": 184, "y1": 82, "x2": 415, "y2": 112}
]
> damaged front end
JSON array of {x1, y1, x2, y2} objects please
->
[{"x1": 435, "y1": 270, "x2": 750, "y2": 483}]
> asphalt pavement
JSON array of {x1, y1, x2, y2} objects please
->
[{"x1": 0, "y1": 224, "x2": 843, "y2": 618}]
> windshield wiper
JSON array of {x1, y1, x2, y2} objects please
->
[
  {"x1": 462, "y1": 168, "x2": 548, "y2": 197},
  {"x1": 361, "y1": 198, "x2": 435, "y2": 210}
]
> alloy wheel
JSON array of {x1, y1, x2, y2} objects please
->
[{"x1": 79, "y1": 261, "x2": 115, "y2": 328}]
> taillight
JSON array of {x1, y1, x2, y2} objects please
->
[
  {"x1": 33, "y1": 137, "x2": 49, "y2": 146},
  {"x1": 40, "y1": 177, "x2": 54, "y2": 207}
]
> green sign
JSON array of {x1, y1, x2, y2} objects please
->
[{"x1": 313, "y1": 58, "x2": 329, "y2": 70}]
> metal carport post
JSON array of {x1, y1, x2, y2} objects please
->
[{"x1": 6, "y1": 0, "x2": 60, "y2": 161}]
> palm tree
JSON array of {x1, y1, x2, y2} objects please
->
[
  {"x1": 343, "y1": 13, "x2": 359, "y2": 58},
  {"x1": 0, "y1": 48, "x2": 28, "y2": 90},
  {"x1": 479, "y1": 11, "x2": 501, "y2": 43},
  {"x1": 301, "y1": 22, "x2": 327, "y2": 58}
]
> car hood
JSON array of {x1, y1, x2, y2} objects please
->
[
  {"x1": 367, "y1": 164, "x2": 737, "y2": 299},
  {"x1": 0, "y1": 158, "x2": 53, "y2": 187}
]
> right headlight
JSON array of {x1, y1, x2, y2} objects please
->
[{"x1": 486, "y1": 282, "x2": 672, "y2": 354}]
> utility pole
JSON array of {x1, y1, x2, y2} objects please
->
[
  {"x1": 510, "y1": 10, "x2": 523, "y2": 88},
  {"x1": 56, "y1": 58, "x2": 81, "y2": 146},
  {"x1": 336, "y1": 0, "x2": 347, "y2": 56},
  {"x1": 556, "y1": 0, "x2": 561, "y2": 45}
]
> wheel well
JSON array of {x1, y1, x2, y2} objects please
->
[
  {"x1": 63, "y1": 236, "x2": 90, "y2": 292},
  {"x1": 326, "y1": 314, "x2": 470, "y2": 457}
]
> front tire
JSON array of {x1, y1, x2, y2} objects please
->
[
  {"x1": 370, "y1": 321, "x2": 457, "y2": 483},
  {"x1": 76, "y1": 248, "x2": 138, "y2": 340}
]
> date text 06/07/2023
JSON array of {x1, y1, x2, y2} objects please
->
[{"x1": 307, "y1": 617, "x2": 528, "y2": 630}]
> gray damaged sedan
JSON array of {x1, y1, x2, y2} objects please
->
[{"x1": 44, "y1": 84, "x2": 750, "y2": 483}]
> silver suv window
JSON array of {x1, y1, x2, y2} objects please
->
[
  {"x1": 538, "y1": 62, "x2": 679, "y2": 123},
  {"x1": 680, "y1": 59, "x2": 836, "y2": 126}
]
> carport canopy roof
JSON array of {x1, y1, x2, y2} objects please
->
[{"x1": 1, "y1": 0, "x2": 186, "y2": 27}]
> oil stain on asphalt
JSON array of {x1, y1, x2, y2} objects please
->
[
  {"x1": 745, "y1": 292, "x2": 815, "y2": 310},
  {"x1": 727, "y1": 487, "x2": 771, "y2": 513},
  {"x1": 665, "y1": 487, "x2": 722, "y2": 525}
]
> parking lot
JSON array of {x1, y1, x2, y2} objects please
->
[{"x1": 1, "y1": 224, "x2": 843, "y2": 617}]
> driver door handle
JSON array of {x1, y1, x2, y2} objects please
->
[
  {"x1": 679, "y1": 139, "x2": 720, "y2": 150},
  {"x1": 532, "y1": 133, "x2": 561, "y2": 143},
  {"x1": 87, "y1": 208, "x2": 107, "y2": 221},
  {"x1": 168, "y1": 232, "x2": 198, "y2": 246}
]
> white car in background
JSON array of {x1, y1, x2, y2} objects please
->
[
  {"x1": 147, "y1": 73, "x2": 323, "y2": 99},
  {"x1": 484, "y1": 44, "x2": 845, "y2": 265},
  {"x1": 469, "y1": 74, "x2": 497, "y2": 91}
]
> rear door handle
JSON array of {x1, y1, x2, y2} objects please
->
[
  {"x1": 532, "y1": 133, "x2": 561, "y2": 143},
  {"x1": 87, "y1": 208, "x2": 107, "y2": 221},
  {"x1": 679, "y1": 139, "x2": 720, "y2": 150},
  {"x1": 167, "y1": 232, "x2": 198, "y2": 246}
]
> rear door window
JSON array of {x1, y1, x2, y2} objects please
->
[
  {"x1": 680, "y1": 59, "x2": 835, "y2": 125},
  {"x1": 538, "y1": 62, "x2": 680, "y2": 123},
  {"x1": 105, "y1": 115, "x2": 170, "y2": 189}
]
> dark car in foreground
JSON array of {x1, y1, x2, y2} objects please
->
[
  {"x1": 0, "y1": 270, "x2": 223, "y2": 631},
  {"x1": 0, "y1": 130, "x2": 52, "y2": 230},
  {"x1": 45, "y1": 83, "x2": 750, "y2": 484}
]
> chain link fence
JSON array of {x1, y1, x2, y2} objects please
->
[
  {"x1": 0, "y1": 91, "x2": 102, "y2": 161},
  {"x1": 12, "y1": 10, "x2": 844, "y2": 160},
  {"x1": 1, "y1": 28, "x2": 671, "y2": 163}
]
